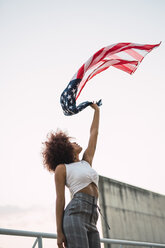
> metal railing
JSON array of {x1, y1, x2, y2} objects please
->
[{"x1": 0, "y1": 228, "x2": 165, "y2": 248}]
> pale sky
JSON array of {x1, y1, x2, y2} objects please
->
[{"x1": 0, "y1": 0, "x2": 165, "y2": 247}]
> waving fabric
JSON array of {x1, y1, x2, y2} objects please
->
[{"x1": 60, "y1": 42, "x2": 160, "y2": 116}]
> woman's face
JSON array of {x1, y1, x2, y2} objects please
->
[{"x1": 71, "y1": 142, "x2": 82, "y2": 154}]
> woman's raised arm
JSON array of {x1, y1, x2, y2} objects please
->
[{"x1": 82, "y1": 103, "x2": 100, "y2": 166}]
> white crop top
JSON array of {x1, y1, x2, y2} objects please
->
[{"x1": 65, "y1": 160, "x2": 99, "y2": 196}]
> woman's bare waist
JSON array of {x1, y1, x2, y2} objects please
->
[{"x1": 78, "y1": 182, "x2": 99, "y2": 197}]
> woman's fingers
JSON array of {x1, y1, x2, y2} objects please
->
[
  {"x1": 57, "y1": 237, "x2": 67, "y2": 248},
  {"x1": 57, "y1": 242, "x2": 65, "y2": 248},
  {"x1": 90, "y1": 102, "x2": 99, "y2": 110}
]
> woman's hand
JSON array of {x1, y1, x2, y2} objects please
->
[
  {"x1": 57, "y1": 232, "x2": 67, "y2": 248},
  {"x1": 90, "y1": 102, "x2": 100, "y2": 111}
]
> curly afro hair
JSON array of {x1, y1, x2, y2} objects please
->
[{"x1": 42, "y1": 130, "x2": 74, "y2": 172}]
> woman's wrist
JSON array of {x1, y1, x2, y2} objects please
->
[{"x1": 57, "y1": 228, "x2": 63, "y2": 235}]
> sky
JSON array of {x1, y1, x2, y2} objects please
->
[{"x1": 0, "y1": 0, "x2": 165, "y2": 247}]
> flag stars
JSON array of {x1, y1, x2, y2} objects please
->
[
  {"x1": 67, "y1": 95, "x2": 71, "y2": 100},
  {"x1": 72, "y1": 88, "x2": 76, "y2": 94}
]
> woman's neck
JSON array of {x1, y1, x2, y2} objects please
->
[{"x1": 74, "y1": 155, "x2": 80, "y2": 162}]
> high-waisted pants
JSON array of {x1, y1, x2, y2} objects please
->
[{"x1": 63, "y1": 192, "x2": 101, "y2": 248}]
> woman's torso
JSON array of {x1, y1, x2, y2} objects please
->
[
  {"x1": 78, "y1": 182, "x2": 99, "y2": 197},
  {"x1": 64, "y1": 160, "x2": 99, "y2": 198}
]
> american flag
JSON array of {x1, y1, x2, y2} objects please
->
[{"x1": 60, "y1": 42, "x2": 160, "y2": 116}]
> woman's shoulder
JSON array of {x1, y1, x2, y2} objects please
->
[
  {"x1": 54, "y1": 164, "x2": 66, "y2": 188},
  {"x1": 55, "y1": 164, "x2": 66, "y2": 175}
]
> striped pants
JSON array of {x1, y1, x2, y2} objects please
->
[{"x1": 63, "y1": 192, "x2": 101, "y2": 248}]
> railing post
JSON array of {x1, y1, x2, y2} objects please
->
[
  {"x1": 120, "y1": 245, "x2": 123, "y2": 248},
  {"x1": 38, "y1": 236, "x2": 43, "y2": 248},
  {"x1": 32, "y1": 238, "x2": 38, "y2": 248}
]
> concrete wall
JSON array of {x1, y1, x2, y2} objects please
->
[{"x1": 98, "y1": 176, "x2": 165, "y2": 248}]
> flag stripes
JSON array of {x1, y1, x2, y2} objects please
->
[{"x1": 60, "y1": 42, "x2": 160, "y2": 116}]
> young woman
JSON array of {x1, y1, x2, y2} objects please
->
[{"x1": 42, "y1": 103, "x2": 100, "y2": 248}]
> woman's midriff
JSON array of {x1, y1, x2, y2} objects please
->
[{"x1": 78, "y1": 182, "x2": 99, "y2": 197}]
